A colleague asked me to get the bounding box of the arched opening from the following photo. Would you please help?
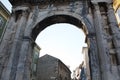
[35,23,87,77]
[1,1,120,80]
[31,15,88,40]
[31,14,90,80]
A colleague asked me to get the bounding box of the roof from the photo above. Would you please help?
[40,54,58,60]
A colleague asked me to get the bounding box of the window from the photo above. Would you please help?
[0,17,4,29]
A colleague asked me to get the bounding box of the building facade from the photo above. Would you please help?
[37,54,71,80]
[113,0,120,27]
[31,43,41,80]
[74,67,81,80]
[0,1,10,42]
[73,47,90,80]
[82,47,90,80]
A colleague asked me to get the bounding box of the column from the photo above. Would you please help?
[15,6,39,80]
[88,35,101,80]
[15,37,33,80]
[107,3,120,65]
[0,6,30,80]
[0,12,16,79]
[93,3,114,80]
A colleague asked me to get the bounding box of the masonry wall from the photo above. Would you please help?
[37,55,58,80]
[36,55,71,80]
[58,61,71,80]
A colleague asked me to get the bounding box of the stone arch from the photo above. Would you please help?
[29,11,99,80]
[0,3,99,80]
[31,13,91,40]
[1,0,120,80]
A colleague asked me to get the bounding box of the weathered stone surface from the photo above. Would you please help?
[37,54,71,80]
[0,0,120,80]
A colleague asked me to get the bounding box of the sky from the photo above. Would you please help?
[1,0,12,12]
[1,0,87,75]
[36,23,87,72]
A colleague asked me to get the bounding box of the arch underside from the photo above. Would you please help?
[32,14,89,40]
[30,0,94,40]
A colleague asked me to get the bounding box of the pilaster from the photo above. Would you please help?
[0,5,30,80]
[15,6,39,80]
[93,3,114,80]
[87,34,101,80]
[107,3,120,79]
[107,3,120,65]
[15,37,34,80]
[0,14,15,78]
